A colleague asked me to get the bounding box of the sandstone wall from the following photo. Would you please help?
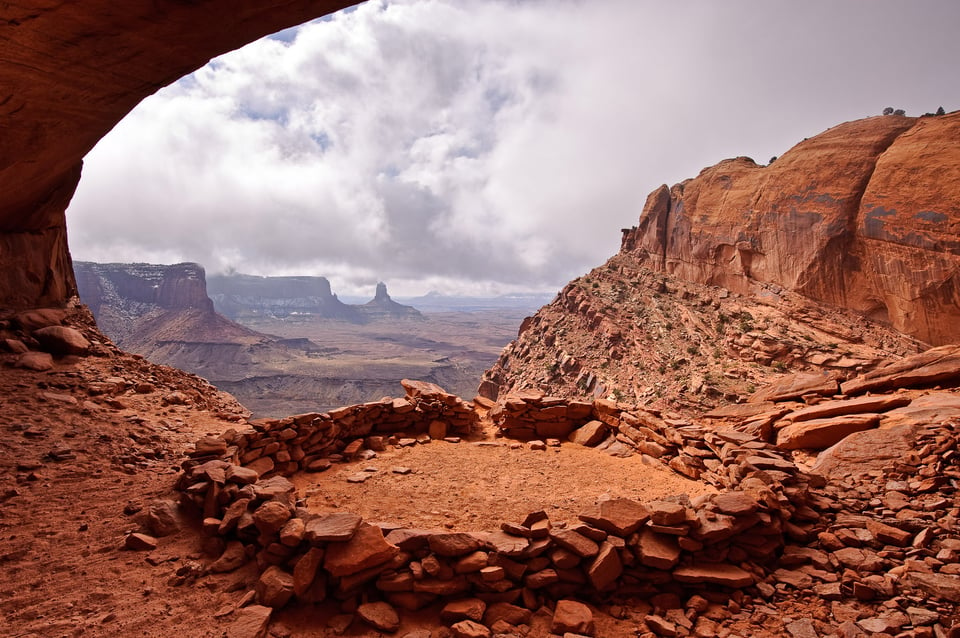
[621,113,960,346]
[0,1,356,310]
[177,384,819,619]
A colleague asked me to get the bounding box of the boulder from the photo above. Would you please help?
[673,563,754,588]
[578,498,649,536]
[568,420,607,446]
[256,565,294,608]
[32,325,89,355]
[14,352,54,371]
[781,394,911,423]
[357,601,400,633]
[811,423,917,478]
[841,344,960,395]
[225,605,272,638]
[551,599,595,636]
[324,523,399,577]
[749,372,839,403]
[776,413,880,450]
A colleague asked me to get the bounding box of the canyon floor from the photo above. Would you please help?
[193,309,531,420]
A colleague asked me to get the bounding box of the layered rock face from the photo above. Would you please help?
[621,112,960,346]
[0,0,356,310]
[207,273,360,321]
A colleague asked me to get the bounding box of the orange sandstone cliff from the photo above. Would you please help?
[621,113,960,346]
[0,1,356,310]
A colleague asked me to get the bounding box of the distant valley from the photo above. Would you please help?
[74,262,550,416]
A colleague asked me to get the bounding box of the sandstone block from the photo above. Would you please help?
[32,325,90,355]
[256,565,294,608]
[776,413,880,450]
[293,547,325,597]
[551,599,595,636]
[225,605,271,638]
[550,528,599,558]
[568,420,607,446]
[673,563,754,588]
[578,498,649,536]
[450,620,491,638]
[428,532,482,557]
[357,601,400,633]
[324,523,399,577]
[305,511,362,543]
[440,598,487,623]
[636,529,680,570]
[588,541,622,590]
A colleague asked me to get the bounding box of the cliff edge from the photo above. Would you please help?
[620,112,960,346]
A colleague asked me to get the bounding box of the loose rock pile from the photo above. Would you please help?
[176,380,831,636]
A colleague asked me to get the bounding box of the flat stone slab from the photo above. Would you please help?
[776,413,881,450]
[673,563,755,587]
[304,511,362,543]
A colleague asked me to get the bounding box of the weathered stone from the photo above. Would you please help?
[568,420,607,447]
[226,465,260,485]
[124,532,157,551]
[279,517,305,547]
[32,325,90,355]
[252,501,291,537]
[14,351,54,371]
[450,620,491,638]
[782,394,911,423]
[551,599,595,636]
[144,501,180,537]
[588,541,622,590]
[483,602,532,627]
[440,598,487,623]
[324,523,399,577]
[811,423,917,478]
[673,563,754,588]
[304,511,362,543]
[841,344,960,394]
[749,372,840,403]
[428,532,483,557]
[710,491,759,516]
[550,528,599,558]
[636,529,680,570]
[293,547,325,598]
[256,565,294,609]
[648,501,686,526]
[903,572,960,602]
[210,541,248,573]
[578,498,649,536]
[225,605,272,638]
[357,601,400,633]
[776,413,880,450]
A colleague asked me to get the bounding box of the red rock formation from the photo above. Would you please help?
[0,1,355,310]
[621,113,960,346]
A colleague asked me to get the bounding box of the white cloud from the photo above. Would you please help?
[67,0,960,296]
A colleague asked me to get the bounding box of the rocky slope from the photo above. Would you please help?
[483,112,959,410]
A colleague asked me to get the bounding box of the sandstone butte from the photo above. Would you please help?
[620,112,960,346]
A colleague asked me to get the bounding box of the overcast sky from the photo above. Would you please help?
[66,0,960,297]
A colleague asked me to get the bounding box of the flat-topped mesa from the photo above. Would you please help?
[75,261,214,317]
[620,113,960,346]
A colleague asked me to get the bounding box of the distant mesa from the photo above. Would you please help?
[207,273,422,323]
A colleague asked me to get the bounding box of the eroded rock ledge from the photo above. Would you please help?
[0,1,356,309]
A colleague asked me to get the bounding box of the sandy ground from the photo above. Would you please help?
[296,429,714,531]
